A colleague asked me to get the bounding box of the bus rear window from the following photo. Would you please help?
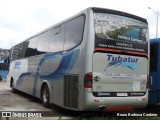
[94,13,148,44]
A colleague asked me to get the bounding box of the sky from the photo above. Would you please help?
[0,0,160,49]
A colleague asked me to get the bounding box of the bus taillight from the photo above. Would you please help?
[84,72,92,91]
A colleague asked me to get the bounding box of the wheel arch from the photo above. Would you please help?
[40,80,52,99]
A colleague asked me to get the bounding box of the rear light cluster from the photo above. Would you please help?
[84,72,92,92]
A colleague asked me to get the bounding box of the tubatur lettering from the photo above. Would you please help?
[107,54,138,63]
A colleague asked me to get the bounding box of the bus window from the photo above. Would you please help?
[150,43,158,71]
[37,31,50,54]
[94,13,148,54]
[94,13,148,44]
[48,24,65,52]
[25,38,38,57]
[11,42,29,60]
[20,41,29,58]
[64,15,85,50]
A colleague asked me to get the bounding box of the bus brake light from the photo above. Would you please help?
[84,72,92,91]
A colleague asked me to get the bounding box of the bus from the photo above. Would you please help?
[0,56,10,81]
[149,38,160,104]
[7,7,149,111]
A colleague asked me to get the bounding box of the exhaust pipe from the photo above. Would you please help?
[99,105,106,111]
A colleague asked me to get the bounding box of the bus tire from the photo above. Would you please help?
[11,79,16,93]
[41,84,50,108]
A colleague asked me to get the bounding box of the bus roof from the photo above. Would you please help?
[92,7,148,24]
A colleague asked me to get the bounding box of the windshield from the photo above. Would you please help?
[94,13,149,54]
[94,13,148,43]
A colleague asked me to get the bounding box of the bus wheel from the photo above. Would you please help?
[11,79,16,93]
[41,84,50,108]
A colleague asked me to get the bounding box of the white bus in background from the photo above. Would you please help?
[7,7,149,111]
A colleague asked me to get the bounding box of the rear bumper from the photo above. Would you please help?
[81,91,148,111]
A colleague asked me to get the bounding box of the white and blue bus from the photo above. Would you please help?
[7,7,149,111]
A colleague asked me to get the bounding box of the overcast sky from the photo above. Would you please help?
[0,0,159,49]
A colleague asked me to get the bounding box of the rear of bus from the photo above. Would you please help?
[84,8,149,111]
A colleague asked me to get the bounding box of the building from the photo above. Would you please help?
[0,48,10,60]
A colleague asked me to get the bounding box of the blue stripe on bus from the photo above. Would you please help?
[15,48,79,96]
[15,73,34,88]
[39,50,79,79]
[32,48,80,96]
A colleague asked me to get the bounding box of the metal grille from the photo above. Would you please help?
[64,75,78,109]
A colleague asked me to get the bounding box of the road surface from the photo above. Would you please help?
[0,81,53,111]
[0,81,73,119]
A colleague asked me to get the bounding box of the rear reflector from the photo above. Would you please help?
[138,98,145,101]
[84,72,92,91]
[105,106,134,112]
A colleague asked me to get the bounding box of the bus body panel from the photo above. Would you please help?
[9,59,28,93]
[77,8,95,110]
[149,39,160,104]
[93,53,147,92]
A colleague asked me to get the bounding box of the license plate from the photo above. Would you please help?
[117,93,128,96]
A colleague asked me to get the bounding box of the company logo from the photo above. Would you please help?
[98,92,111,96]
[94,76,100,82]
[104,54,138,71]
[14,61,21,70]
